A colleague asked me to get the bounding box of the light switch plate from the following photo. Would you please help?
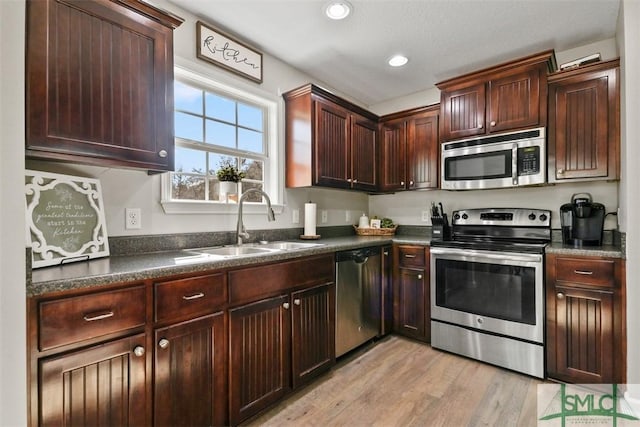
[292,209,300,224]
[321,210,328,223]
[422,211,430,222]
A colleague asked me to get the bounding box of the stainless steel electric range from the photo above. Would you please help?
[429,207,551,378]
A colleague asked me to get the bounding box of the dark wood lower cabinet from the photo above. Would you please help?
[229,295,292,425]
[546,254,625,383]
[291,283,335,388]
[39,334,148,427]
[154,312,226,427]
[392,245,430,342]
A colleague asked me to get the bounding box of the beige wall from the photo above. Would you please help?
[0,1,26,424]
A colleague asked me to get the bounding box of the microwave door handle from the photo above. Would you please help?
[512,144,518,186]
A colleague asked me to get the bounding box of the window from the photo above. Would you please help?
[162,67,280,214]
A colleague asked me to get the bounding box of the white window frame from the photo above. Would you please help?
[161,66,283,215]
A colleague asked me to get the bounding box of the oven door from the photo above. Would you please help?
[430,247,544,343]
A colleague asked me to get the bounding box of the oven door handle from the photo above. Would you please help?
[429,247,542,263]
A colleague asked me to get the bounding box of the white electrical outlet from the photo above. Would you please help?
[345,211,351,223]
[321,210,328,223]
[422,211,430,222]
[125,208,142,230]
[292,209,300,224]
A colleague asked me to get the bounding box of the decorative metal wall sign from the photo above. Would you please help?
[196,20,263,83]
[25,170,109,268]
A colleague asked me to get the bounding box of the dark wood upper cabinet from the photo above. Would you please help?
[546,254,626,384]
[437,50,556,141]
[548,59,620,182]
[284,84,379,191]
[380,106,440,191]
[26,0,183,172]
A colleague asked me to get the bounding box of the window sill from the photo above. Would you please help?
[160,200,285,215]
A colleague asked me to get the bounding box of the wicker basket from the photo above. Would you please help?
[353,225,397,236]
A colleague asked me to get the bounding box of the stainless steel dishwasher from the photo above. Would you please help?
[335,246,381,357]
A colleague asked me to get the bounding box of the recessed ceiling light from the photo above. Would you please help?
[325,1,352,20]
[388,55,409,67]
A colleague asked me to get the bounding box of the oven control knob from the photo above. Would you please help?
[539,214,548,221]
[454,213,460,220]
[462,213,468,220]
[477,317,483,324]
[528,213,536,221]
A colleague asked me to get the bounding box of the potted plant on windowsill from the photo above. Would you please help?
[216,159,245,202]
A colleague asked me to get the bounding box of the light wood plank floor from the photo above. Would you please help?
[245,335,543,427]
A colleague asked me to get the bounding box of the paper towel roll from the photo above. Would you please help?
[304,202,317,236]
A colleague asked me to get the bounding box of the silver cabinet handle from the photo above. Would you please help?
[182,292,205,300]
[133,346,145,357]
[158,150,168,158]
[557,292,565,299]
[404,254,416,258]
[83,311,114,322]
[158,338,169,349]
[490,121,496,127]
[383,251,389,256]
[574,270,594,275]
[283,302,290,309]
[400,181,405,186]
[294,298,301,306]
[417,274,423,279]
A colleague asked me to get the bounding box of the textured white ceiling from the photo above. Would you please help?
[166,0,620,106]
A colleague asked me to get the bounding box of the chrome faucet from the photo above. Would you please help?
[236,188,276,245]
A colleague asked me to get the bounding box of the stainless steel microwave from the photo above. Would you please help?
[440,127,546,190]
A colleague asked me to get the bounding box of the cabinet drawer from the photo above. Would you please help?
[39,286,146,351]
[555,257,617,288]
[155,273,227,322]
[398,246,425,268]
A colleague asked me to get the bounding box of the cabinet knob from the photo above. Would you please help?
[400,181,405,186]
[557,292,565,299]
[294,298,301,306]
[417,274,423,279]
[477,124,483,129]
[283,302,290,309]
[353,179,358,184]
[558,169,565,175]
[409,180,414,186]
[158,150,168,158]
[347,178,352,183]
[133,346,145,357]
[490,121,496,127]
[158,338,170,349]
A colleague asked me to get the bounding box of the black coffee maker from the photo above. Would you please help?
[560,193,605,247]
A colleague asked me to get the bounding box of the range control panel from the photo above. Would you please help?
[452,208,551,227]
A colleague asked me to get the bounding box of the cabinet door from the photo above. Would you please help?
[229,295,291,425]
[26,0,177,171]
[488,68,541,132]
[154,313,226,427]
[291,283,335,388]
[440,83,486,141]
[549,68,618,181]
[314,98,350,188]
[546,285,615,383]
[379,119,407,191]
[39,334,147,426]
[394,267,427,341]
[351,114,378,191]
[408,112,439,189]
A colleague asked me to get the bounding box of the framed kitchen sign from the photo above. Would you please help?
[25,170,110,268]
[196,20,263,83]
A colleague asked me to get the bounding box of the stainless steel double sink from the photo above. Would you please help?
[177,241,324,261]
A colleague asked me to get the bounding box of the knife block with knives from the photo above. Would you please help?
[430,202,451,241]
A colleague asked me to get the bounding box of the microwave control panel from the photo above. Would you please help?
[517,146,540,176]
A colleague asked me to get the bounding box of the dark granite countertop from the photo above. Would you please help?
[28,233,624,297]
[28,235,412,297]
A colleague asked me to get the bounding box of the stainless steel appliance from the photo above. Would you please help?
[560,193,605,247]
[335,247,381,357]
[430,208,551,378]
[441,127,546,190]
